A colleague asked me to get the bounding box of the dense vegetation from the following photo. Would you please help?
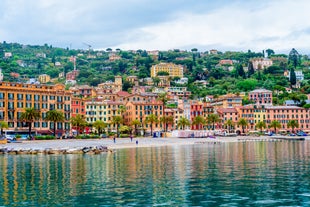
[1,42,310,105]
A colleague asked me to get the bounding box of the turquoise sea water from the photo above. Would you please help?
[1,141,310,206]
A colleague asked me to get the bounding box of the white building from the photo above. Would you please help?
[175,77,188,85]
[0,69,3,81]
[286,70,304,81]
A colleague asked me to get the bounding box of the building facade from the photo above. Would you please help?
[151,63,184,78]
[0,82,71,135]
[248,89,273,105]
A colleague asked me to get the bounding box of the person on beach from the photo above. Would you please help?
[130,135,133,142]
[136,140,138,145]
[113,136,116,143]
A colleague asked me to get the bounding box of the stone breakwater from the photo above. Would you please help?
[0,145,112,155]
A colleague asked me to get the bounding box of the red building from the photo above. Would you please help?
[190,101,203,130]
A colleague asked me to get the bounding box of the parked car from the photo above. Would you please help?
[100,134,107,138]
[296,132,307,136]
[289,133,296,136]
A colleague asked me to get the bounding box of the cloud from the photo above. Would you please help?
[114,0,310,53]
[0,0,310,53]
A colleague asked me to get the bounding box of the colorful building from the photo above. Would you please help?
[151,63,184,78]
[248,89,273,105]
[0,82,71,135]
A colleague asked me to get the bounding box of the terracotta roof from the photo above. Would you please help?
[217,108,238,113]
[117,91,130,97]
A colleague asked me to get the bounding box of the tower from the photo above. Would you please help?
[114,76,122,92]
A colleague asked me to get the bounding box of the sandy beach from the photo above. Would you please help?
[0,136,271,152]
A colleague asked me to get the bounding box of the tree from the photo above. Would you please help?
[177,117,190,130]
[111,116,123,137]
[145,114,158,136]
[288,48,300,68]
[70,115,87,136]
[256,121,266,133]
[224,119,234,132]
[157,92,169,131]
[266,49,275,57]
[157,71,169,76]
[237,118,248,134]
[131,119,141,136]
[0,121,8,135]
[45,110,65,137]
[236,64,246,79]
[289,67,297,86]
[192,116,206,130]
[160,115,174,132]
[269,120,281,134]
[152,77,160,86]
[287,120,299,133]
[207,114,220,130]
[248,61,255,77]
[19,108,41,138]
[93,120,107,135]
[117,105,126,121]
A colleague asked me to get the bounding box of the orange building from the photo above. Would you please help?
[0,82,71,135]
[240,105,310,132]
[125,101,163,133]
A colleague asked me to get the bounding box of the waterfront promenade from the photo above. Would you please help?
[0,136,307,154]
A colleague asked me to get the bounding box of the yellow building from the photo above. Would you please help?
[151,63,184,78]
[85,100,124,132]
[211,94,243,109]
[38,74,51,83]
[0,82,71,134]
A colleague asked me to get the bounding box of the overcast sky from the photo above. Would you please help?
[1,0,310,53]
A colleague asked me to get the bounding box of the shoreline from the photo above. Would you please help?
[0,136,307,155]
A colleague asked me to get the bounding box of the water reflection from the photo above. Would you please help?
[0,141,310,206]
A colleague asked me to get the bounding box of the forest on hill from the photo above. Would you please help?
[1,41,310,104]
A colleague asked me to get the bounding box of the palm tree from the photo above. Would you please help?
[192,116,206,130]
[20,107,41,138]
[117,105,126,120]
[207,114,221,130]
[70,114,87,136]
[160,115,174,132]
[131,119,141,136]
[269,120,281,134]
[93,120,107,135]
[224,119,234,133]
[287,120,299,133]
[157,92,169,132]
[145,114,158,136]
[256,121,266,133]
[45,110,65,137]
[0,121,8,136]
[111,116,123,137]
[177,117,190,130]
[238,118,248,134]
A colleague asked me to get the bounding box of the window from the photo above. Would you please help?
[34,95,40,101]
[42,122,48,128]
[0,93,4,99]
[17,102,23,108]
[26,94,32,101]
[8,93,14,100]
[8,102,14,110]
[17,94,23,100]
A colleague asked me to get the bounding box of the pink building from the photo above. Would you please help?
[190,101,203,130]
[249,89,273,105]
[265,106,310,132]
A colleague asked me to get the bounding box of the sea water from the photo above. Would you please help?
[0,141,310,206]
